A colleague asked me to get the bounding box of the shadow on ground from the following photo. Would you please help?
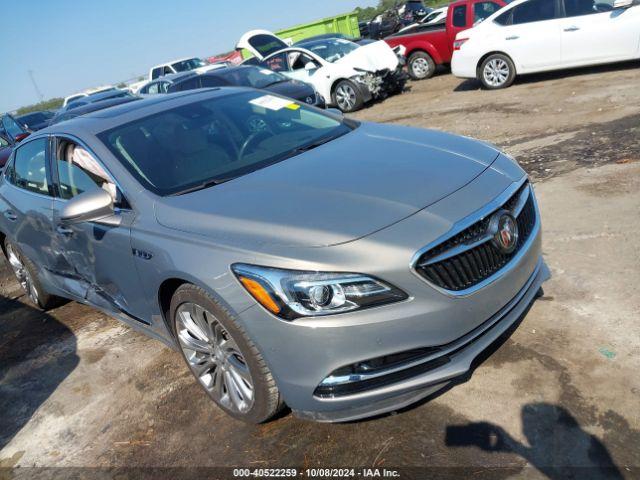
[0,295,79,449]
[446,403,623,479]
[453,60,640,92]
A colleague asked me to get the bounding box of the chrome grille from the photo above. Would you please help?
[415,182,537,292]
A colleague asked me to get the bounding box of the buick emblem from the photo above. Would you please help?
[305,96,314,104]
[489,210,519,254]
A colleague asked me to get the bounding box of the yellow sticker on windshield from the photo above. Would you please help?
[285,103,300,110]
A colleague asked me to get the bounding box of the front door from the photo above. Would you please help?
[560,0,639,65]
[49,136,150,321]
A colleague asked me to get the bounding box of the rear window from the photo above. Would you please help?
[97,91,352,196]
[452,5,468,27]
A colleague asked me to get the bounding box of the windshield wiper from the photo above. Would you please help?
[294,135,341,153]
[169,177,233,196]
[264,79,290,87]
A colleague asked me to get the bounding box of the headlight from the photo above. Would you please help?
[232,264,408,320]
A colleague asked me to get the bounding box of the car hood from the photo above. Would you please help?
[335,40,400,72]
[155,122,500,249]
[265,80,315,102]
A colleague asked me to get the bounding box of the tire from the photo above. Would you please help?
[3,238,59,310]
[479,53,516,90]
[169,283,283,423]
[332,80,364,113]
[408,51,436,80]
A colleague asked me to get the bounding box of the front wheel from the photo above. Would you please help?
[408,51,435,80]
[4,239,59,310]
[332,80,364,113]
[479,54,516,89]
[170,284,283,423]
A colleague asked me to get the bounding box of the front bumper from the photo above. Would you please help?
[298,257,549,422]
[353,66,408,101]
[236,175,548,422]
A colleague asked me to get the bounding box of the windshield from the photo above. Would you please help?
[17,112,53,125]
[303,39,359,63]
[98,91,353,196]
[217,67,288,89]
[172,58,207,72]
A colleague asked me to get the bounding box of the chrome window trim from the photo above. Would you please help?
[409,176,537,298]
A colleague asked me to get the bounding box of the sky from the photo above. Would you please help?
[1,0,378,112]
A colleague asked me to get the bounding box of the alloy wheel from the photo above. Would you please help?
[6,244,39,305]
[411,58,431,78]
[335,84,357,111]
[483,58,510,87]
[176,302,255,414]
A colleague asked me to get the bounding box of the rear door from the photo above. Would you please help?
[0,137,55,271]
[495,0,564,71]
[560,0,640,65]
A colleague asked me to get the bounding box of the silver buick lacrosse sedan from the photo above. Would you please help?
[0,88,548,422]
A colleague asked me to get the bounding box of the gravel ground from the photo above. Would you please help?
[1,61,639,479]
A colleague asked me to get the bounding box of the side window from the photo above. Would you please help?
[512,0,557,23]
[289,52,320,71]
[200,76,226,88]
[564,0,598,16]
[177,77,202,91]
[452,5,468,27]
[158,81,170,93]
[494,9,512,24]
[55,139,123,206]
[147,82,160,95]
[474,2,502,23]
[3,155,16,183]
[0,136,9,148]
[163,66,173,76]
[151,68,162,80]
[12,138,50,195]
[264,53,289,72]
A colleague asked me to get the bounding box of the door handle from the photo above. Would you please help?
[505,35,519,40]
[4,210,17,221]
[56,225,74,236]
[564,26,580,32]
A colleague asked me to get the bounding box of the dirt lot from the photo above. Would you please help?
[1,63,639,479]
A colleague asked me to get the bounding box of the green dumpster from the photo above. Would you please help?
[276,12,361,44]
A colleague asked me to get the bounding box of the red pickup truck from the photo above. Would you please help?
[385,0,507,80]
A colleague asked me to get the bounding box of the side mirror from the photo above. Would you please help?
[304,62,317,71]
[60,189,120,226]
[14,132,30,143]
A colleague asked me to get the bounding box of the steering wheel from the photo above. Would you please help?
[238,130,272,162]
[246,115,274,134]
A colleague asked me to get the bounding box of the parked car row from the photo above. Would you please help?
[383,0,640,87]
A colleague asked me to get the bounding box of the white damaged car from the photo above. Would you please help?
[237,30,407,112]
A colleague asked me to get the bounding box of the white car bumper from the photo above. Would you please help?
[451,51,479,79]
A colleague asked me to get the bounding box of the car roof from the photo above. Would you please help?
[50,97,140,125]
[153,71,199,83]
[152,57,200,68]
[39,88,249,136]
[294,33,351,45]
